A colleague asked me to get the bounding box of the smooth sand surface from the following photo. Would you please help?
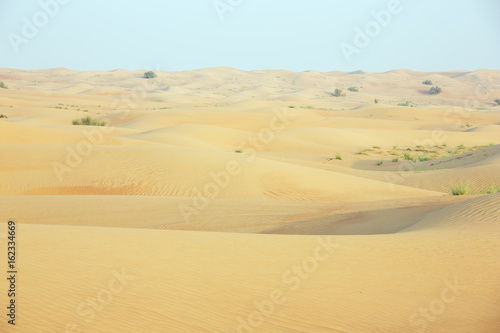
[0,68,499,332]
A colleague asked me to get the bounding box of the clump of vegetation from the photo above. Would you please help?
[494,99,500,105]
[397,101,412,107]
[422,80,433,85]
[234,148,243,153]
[0,81,8,89]
[144,71,157,79]
[429,86,442,95]
[333,88,345,97]
[418,155,431,162]
[392,157,399,162]
[374,98,379,104]
[347,86,359,92]
[335,153,343,160]
[0,114,8,119]
[451,183,471,196]
[288,105,296,108]
[457,143,466,150]
[357,148,370,155]
[403,152,414,161]
[72,116,106,126]
[377,160,384,165]
[485,185,500,194]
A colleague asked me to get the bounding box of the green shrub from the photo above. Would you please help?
[377,160,384,165]
[392,157,399,162]
[374,98,379,104]
[429,86,442,95]
[451,183,470,196]
[403,152,414,161]
[72,116,106,126]
[485,185,500,194]
[234,148,243,153]
[422,80,433,85]
[333,88,345,97]
[144,71,157,79]
[494,99,500,105]
[398,101,411,107]
[418,155,431,162]
[0,81,8,89]
[347,86,359,92]
[0,114,8,119]
[335,153,342,160]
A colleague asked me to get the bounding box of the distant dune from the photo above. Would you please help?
[0,68,499,332]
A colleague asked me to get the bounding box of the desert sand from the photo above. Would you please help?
[0,67,499,332]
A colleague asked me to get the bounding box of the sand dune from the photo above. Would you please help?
[0,68,499,332]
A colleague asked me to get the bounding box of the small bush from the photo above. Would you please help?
[144,71,157,79]
[234,148,243,153]
[429,86,442,95]
[347,86,359,92]
[457,143,466,150]
[0,81,8,89]
[418,155,431,162]
[374,98,379,104]
[377,160,384,165]
[335,153,342,160]
[403,152,414,161]
[451,183,470,196]
[392,157,399,162]
[422,80,433,85]
[72,116,106,126]
[288,105,296,108]
[398,101,411,107]
[485,185,500,194]
[0,114,8,119]
[494,99,500,105]
[333,88,345,97]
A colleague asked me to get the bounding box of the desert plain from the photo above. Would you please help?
[0,67,499,332]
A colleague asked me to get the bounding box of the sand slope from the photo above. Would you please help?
[0,68,499,332]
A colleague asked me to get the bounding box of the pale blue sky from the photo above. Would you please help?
[1,0,499,72]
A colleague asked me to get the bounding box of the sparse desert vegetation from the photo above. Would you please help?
[72,116,106,126]
[451,183,471,195]
[0,114,8,119]
[333,88,345,97]
[0,81,8,89]
[429,86,442,95]
[347,86,359,92]
[144,70,157,79]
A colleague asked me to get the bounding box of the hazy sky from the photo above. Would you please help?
[1,0,499,72]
